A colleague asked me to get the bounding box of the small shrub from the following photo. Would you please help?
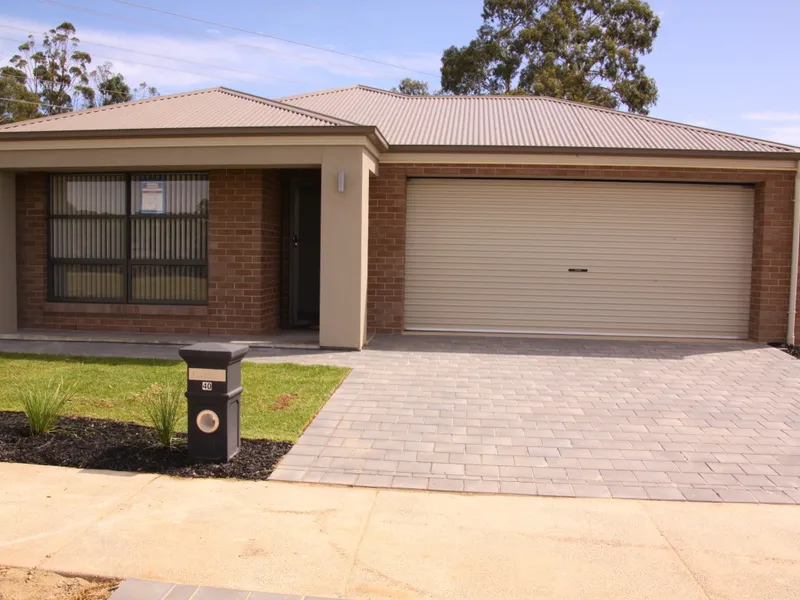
[20,378,74,435]
[138,382,184,447]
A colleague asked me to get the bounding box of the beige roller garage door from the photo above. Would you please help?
[405,179,754,339]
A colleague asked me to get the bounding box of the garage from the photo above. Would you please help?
[404,178,755,339]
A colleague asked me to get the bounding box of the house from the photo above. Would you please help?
[0,85,798,349]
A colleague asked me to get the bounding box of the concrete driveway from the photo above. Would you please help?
[266,335,800,503]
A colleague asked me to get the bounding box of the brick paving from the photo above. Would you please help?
[266,335,800,504]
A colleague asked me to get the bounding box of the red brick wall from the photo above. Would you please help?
[367,163,797,342]
[751,176,796,341]
[16,173,48,329]
[16,169,282,335]
[16,163,797,342]
[368,166,407,334]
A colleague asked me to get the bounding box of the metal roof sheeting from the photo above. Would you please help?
[0,87,353,132]
[280,85,799,153]
[1,84,796,154]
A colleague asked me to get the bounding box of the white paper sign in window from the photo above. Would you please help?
[140,180,165,214]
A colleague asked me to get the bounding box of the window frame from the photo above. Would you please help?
[47,171,209,306]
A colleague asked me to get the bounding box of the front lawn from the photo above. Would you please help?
[0,353,348,442]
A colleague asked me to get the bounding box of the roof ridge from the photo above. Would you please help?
[215,87,360,126]
[278,83,418,102]
[348,85,408,98]
[0,87,222,131]
[277,84,366,101]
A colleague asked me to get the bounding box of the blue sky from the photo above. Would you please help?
[2,0,800,145]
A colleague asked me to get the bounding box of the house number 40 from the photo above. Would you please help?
[201,381,213,391]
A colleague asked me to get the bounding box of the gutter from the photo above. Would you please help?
[0,125,390,152]
[788,160,800,345]
[386,145,800,161]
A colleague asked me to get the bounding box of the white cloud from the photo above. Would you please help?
[0,15,438,95]
[760,126,800,147]
[741,111,800,122]
[735,111,800,146]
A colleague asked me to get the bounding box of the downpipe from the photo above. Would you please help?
[787,160,800,346]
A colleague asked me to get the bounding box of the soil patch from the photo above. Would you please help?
[0,411,292,481]
[0,567,118,600]
[271,393,297,410]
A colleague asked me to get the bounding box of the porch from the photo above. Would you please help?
[0,135,381,350]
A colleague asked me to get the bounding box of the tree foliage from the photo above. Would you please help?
[2,22,159,122]
[91,62,160,107]
[9,22,93,115]
[91,62,132,107]
[133,82,160,102]
[392,78,431,96]
[440,0,660,114]
[0,67,40,124]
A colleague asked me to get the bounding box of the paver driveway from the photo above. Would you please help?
[266,335,800,503]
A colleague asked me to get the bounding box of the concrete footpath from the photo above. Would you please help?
[1,463,799,600]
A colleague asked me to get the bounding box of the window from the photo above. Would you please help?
[49,173,209,304]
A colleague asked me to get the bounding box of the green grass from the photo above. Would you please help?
[0,353,349,442]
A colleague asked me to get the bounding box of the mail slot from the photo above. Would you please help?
[178,342,249,462]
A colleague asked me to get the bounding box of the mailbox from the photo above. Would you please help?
[178,342,249,462]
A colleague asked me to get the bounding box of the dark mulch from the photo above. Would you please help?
[0,411,292,481]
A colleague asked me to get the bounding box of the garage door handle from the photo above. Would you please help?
[568,268,588,272]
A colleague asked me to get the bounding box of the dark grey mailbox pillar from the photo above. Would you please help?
[178,342,249,462]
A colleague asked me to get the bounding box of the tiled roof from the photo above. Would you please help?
[0,87,355,132]
[280,85,799,153]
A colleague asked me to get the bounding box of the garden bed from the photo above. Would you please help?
[782,345,800,359]
[0,353,349,442]
[0,411,292,481]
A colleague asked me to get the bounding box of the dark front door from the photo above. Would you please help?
[289,179,321,327]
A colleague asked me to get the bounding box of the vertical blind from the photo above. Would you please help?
[49,173,209,303]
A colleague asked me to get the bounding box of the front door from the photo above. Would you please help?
[289,178,321,328]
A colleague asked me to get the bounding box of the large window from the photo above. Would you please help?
[49,173,209,304]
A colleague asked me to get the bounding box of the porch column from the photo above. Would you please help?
[319,148,376,349]
[0,172,17,333]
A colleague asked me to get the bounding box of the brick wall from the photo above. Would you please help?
[751,176,796,341]
[16,163,797,341]
[16,173,48,329]
[368,166,407,334]
[367,163,797,342]
[16,169,283,335]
